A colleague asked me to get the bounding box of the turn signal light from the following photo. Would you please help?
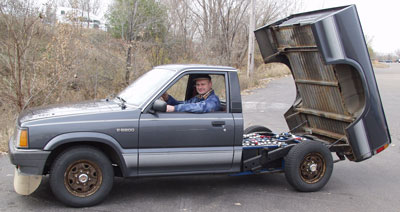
[18,129,28,148]
[376,144,389,154]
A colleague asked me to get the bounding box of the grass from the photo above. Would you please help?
[238,62,291,95]
[0,110,16,153]
[372,61,390,68]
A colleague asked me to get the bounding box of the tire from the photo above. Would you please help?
[244,125,272,134]
[49,146,114,207]
[284,141,333,192]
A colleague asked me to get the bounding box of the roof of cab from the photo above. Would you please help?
[154,64,237,73]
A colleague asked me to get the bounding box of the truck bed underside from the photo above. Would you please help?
[264,25,365,160]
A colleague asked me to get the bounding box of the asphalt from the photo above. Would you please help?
[0,64,399,211]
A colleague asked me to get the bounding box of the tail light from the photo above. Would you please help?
[375,144,389,154]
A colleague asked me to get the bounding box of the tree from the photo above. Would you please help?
[188,0,250,65]
[365,34,375,59]
[395,49,400,60]
[0,0,82,112]
[247,0,255,77]
[61,0,101,28]
[0,0,46,112]
[162,0,300,67]
[255,0,297,27]
[43,0,58,24]
[165,0,198,60]
[106,0,168,84]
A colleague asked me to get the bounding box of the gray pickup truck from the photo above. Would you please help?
[9,5,391,207]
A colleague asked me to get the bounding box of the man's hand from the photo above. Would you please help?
[161,92,169,101]
[166,105,175,112]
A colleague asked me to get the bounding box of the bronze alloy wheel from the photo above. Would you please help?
[284,141,333,191]
[64,160,103,197]
[299,152,326,184]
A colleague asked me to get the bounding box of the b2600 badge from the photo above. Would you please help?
[116,128,135,133]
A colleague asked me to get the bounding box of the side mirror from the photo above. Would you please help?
[152,99,167,112]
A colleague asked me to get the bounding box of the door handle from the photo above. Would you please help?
[212,121,225,127]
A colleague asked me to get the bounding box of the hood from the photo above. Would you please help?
[18,99,122,124]
[255,5,391,161]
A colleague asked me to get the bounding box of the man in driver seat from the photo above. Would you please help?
[162,74,221,113]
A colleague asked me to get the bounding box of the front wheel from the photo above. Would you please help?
[50,146,114,207]
[284,141,333,192]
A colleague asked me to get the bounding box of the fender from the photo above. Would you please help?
[44,132,130,176]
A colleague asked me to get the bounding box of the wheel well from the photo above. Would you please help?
[43,142,124,177]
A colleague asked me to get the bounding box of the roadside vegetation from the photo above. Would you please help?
[372,61,390,68]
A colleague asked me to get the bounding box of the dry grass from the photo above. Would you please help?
[372,61,390,69]
[239,63,291,95]
[0,108,17,152]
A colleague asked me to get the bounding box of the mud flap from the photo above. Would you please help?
[14,168,42,195]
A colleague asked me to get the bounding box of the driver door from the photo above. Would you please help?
[138,72,235,175]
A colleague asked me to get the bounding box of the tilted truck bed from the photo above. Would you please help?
[254,5,391,162]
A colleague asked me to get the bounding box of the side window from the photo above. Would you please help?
[166,75,189,101]
[211,75,226,103]
[164,73,228,112]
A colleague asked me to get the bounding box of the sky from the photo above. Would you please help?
[301,0,400,54]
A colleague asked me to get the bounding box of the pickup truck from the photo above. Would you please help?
[9,5,391,207]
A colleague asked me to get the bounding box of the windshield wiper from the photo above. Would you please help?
[116,96,127,109]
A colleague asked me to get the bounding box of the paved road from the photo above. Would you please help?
[0,64,399,211]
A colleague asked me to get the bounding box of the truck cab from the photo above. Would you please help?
[125,65,244,175]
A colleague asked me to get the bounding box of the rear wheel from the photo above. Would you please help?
[50,146,114,207]
[244,125,272,134]
[284,141,333,192]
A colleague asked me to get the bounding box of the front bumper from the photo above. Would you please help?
[9,137,50,175]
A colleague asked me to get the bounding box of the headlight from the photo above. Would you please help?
[15,128,29,148]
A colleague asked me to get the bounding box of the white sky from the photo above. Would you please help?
[301,0,400,54]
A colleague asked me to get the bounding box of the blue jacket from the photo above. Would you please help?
[166,90,221,113]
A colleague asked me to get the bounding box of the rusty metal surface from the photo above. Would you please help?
[295,108,354,123]
[303,127,347,141]
[294,79,338,87]
[271,25,357,144]
[306,116,349,137]
[287,52,337,82]
[297,83,346,114]
[273,25,316,48]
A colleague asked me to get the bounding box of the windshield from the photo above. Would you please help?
[118,68,176,106]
